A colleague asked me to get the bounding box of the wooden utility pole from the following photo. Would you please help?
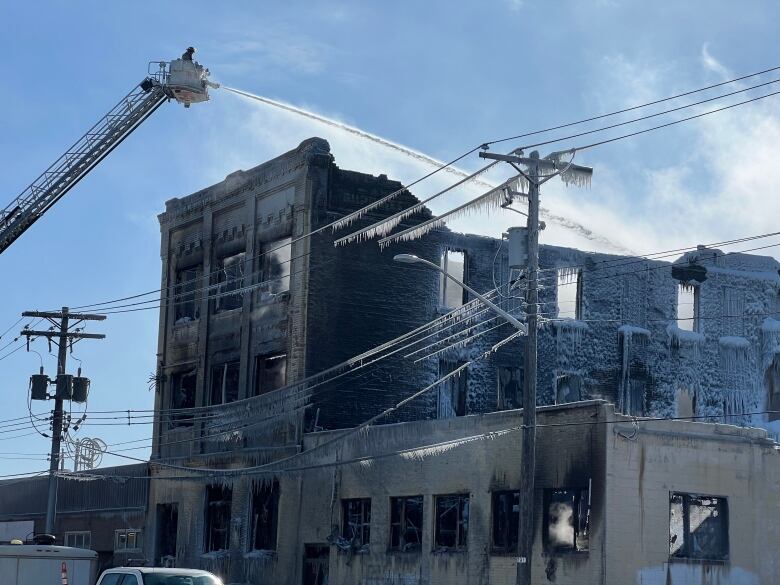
[21,307,105,535]
[480,149,591,585]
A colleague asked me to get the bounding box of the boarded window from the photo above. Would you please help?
[434,494,469,550]
[557,268,582,320]
[677,284,699,332]
[390,496,423,552]
[174,267,201,323]
[205,485,232,552]
[492,491,519,554]
[342,498,371,550]
[209,361,240,406]
[438,360,467,418]
[264,237,292,295]
[250,481,279,551]
[555,374,582,404]
[114,529,142,551]
[440,249,466,309]
[254,354,287,396]
[170,371,196,427]
[670,492,728,561]
[544,487,590,552]
[497,366,523,410]
[215,252,245,312]
[64,531,91,549]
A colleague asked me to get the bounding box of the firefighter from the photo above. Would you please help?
[182,46,196,61]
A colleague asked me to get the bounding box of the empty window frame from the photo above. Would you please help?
[114,529,142,551]
[437,360,467,418]
[209,361,240,406]
[64,531,91,549]
[174,266,201,323]
[555,373,583,404]
[254,354,287,396]
[205,485,232,552]
[723,287,745,336]
[557,268,582,320]
[766,355,780,422]
[492,491,519,554]
[342,498,371,550]
[544,487,590,552]
[677,284,700,332]
[669,492,728,561]
[434,494,469,550]
[264,237,292,295]
[497,366,523,410]
[250,480,279,551]
[439,249,466,309]
[214,252,245,313]
[170,371,196,427]
[390,496,423,552]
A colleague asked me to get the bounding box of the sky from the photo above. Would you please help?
[1,0,779,476]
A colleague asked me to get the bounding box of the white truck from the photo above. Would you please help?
[0,543,98,585]
[96,567,223,585]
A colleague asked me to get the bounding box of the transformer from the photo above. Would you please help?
[56,374,73,400]
[507,226,529,269]
[72,376,90,403]
[30,374,49,401]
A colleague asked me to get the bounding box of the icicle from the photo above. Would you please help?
[378,175,523,249]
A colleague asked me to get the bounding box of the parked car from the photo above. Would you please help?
[96,567,223,585]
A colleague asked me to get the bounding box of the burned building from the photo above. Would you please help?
[143,138,780,582]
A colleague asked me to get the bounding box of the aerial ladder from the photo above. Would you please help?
[0,50,219,255]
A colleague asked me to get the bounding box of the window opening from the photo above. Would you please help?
[250,481,279,551]
[492,491,519,554]
[766,354,780,422]
[390,496,423,552]
[342,498,371,551]
[205,484,232,552]
[114,529,142,551]
[174,266,200,323]
[555,374,582,404]
[434,494,469,550]
[303,544,330,585]
[254,354,287,396]
[544,486,590,552]
[440,250,466,309]
[209,361,240,406]
[155,503,178,566]
[215,252,245,313]
[64,531,91,549]
[497,366,523,410]
[677,284,699,332]
[170,371,196,427]
[723,287,744,336]
[264,237,291,295]
[557,268,582,320]
[437,360,467,418]
[669,492,728,561]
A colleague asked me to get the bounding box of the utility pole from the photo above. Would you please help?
[21,307,106,535]
[480,149,592,585]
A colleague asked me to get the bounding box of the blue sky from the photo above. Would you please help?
[1,1,779,475]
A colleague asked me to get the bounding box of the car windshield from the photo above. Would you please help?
[142,574,222,585]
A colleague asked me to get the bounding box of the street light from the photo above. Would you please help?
[393,254,526,334]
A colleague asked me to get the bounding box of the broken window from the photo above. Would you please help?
[556,268,582,320]
[437,360,467,418]
[64,531,91,549]
[544,487,590,552]
[250,480,279,551]
[677,284,699,332]
[342,498,371,550]
[434,494,469,550]
[170,371,196,427]
[390,496,423,552]
[209,361,240,406]
[497,366,523,410]
[174,266,201,323]
[264,237,292,295]
[723,287,744,336]
[254,354,287,396]
[492,491,519,554]
[303,544,329,585]
[766,354,780,422]
[555,373,582,404]
[114,528,143,551]
[669,492,728,561]
[440,249,466,309]
[205,485,232,552]
[214,252,245,313]
[155,503,178,566]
